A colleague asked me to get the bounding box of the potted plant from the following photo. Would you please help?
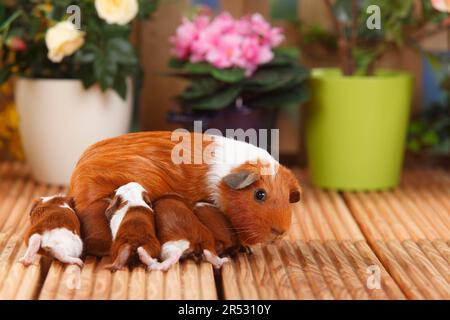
[302,0,448,190]
[407,2,450,166]
[407,73,449,165]
[0,0,158,184]
[166,12,309,142]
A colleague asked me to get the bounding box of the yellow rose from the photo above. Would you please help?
[45,21,85,63]
[95,0,139,25]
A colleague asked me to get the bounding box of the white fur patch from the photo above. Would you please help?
[161,240,190,260]
[40,195,58,203]
[194,202,215,208]
[59,202,75,212]
[206,135,279,206]
[115,182,151,209]
[109,182,152,240]
[110,206,128,240]
[41,228,83,258]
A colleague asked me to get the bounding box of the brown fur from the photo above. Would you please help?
[69,131,301,256]
[192,204,240,256]
[105,195,160,271]
[153,194,217,259]
[25,196,80,255]
[217,162,301,245]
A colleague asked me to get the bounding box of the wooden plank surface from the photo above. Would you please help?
[343,169,450,300]
[0,162,448,300]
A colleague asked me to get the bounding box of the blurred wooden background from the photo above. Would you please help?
[137,0,449,157]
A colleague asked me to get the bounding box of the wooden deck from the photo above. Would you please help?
[0,162,448,300]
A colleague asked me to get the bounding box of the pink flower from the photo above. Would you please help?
[6,36,26,52]
[268,27,285,47]
[170,11,285,76]
[170,17,197,59]
[206,33,243,68]
[171,15,210,59]
[247,13,284,47]
[237,36,273,76]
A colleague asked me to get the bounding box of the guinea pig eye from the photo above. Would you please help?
[254,189,267,202]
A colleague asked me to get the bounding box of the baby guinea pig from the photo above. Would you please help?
[104,182,161,271]
[19,195,83,267]
[192,202,241,257]
[153,194,229,271]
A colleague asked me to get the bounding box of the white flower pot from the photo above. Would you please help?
[15,78,133,185]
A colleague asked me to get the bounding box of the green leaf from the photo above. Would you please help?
[74,51,96,63]
[139,0,159,19]
[183,62,215,74]
[179,78,222,100]
[273,47,300,60]
[0,10,22,32]
[211,68,245,83]
[185,85,242,110]
[0,67,11,84]
[81,72,96,89]
[421,130,439,146]
[270,0,298,22]
[107,38,138,65]
[94,56,117,90]
[249,86,310,109]
[408,121,426,135]
[407,139,421,152]
[245,65,308,93]
[353,48,378,75]
[168,58,186,69]
[113,76,127,100]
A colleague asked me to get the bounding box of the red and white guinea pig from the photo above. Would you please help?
[20,195,83,267]
[192,202,241,257]
[153,194,228,270]
[104,182,160,271]
[70,131,302,257]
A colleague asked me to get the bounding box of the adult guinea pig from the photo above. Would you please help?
[192,202,241,256]
[20,195,83,267]
[70,131,301,256]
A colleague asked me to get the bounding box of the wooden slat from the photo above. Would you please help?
[128,266,146,300]
[353,241,405,299]
[343,169,449,300]
[324,241,373,300]
[72,257,97,300]
[0,162,448,300]
[246,245,278,299]
[294,241,334,299]
[278,241,315,299]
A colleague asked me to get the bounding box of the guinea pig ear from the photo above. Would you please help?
[142,191,152,208]
[66,197,76,209]
[289,190,301,203]
[223,170,260,190]
[105,195,123,220]
[28,199,40,216]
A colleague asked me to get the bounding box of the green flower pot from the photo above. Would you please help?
[306,69,413,190]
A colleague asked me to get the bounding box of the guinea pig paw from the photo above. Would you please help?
[213,257,230,269]
[104,263,122,272]
[144,258,162,271]
[156,255,182,272]
[18,256,34,267]
[146,262,162,272]
[71,258,84,268]
[203,250,228,269]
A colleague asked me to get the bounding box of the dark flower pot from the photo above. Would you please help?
[167,103,279,140]
[167,103,279,151]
